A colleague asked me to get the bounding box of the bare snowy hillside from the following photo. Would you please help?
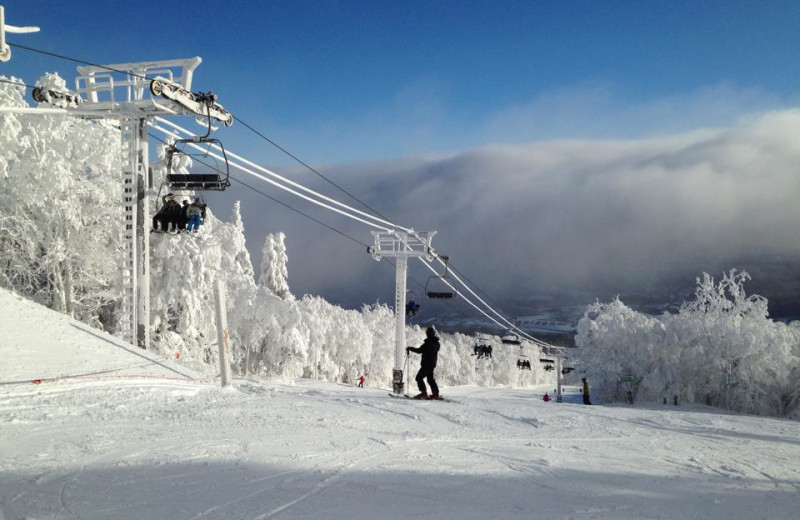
[1,288,798,520]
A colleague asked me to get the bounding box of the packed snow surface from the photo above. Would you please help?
[1,288,798,520]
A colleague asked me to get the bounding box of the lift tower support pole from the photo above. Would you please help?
[369,230,436,394]
[119,118,150,349]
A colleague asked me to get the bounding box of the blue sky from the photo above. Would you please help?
[4,0,799,164]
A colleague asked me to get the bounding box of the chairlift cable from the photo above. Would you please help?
[8,42,152,81]
[148,131,369,248]
[155,118,407,232]
[150,123,395,232]
[0,77,36,89]
[233,115,395,224]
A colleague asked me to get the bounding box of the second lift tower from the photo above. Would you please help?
[369,230,436,395]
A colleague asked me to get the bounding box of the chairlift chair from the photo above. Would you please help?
[425,255,456,299]
[165,92,231,192]
[501,333,521,345]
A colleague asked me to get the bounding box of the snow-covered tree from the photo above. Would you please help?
[258,232,291,300]
[0,75,122,329]
[149,201,257,373]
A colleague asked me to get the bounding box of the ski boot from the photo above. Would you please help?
[428,394,442,400]
[412,392,429,400]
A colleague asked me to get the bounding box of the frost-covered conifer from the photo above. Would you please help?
[258,232,292,300]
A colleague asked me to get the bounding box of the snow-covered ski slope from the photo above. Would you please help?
[1,288,798,520]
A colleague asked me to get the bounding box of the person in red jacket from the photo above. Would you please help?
[542,392,551,402]
[358,375,365,388]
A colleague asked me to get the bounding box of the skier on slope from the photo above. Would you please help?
[358,375,365,388]
[406,326,440,400]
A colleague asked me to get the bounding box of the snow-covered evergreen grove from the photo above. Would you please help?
[575,270,800,418]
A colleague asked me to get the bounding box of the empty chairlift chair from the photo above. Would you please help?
[161,91,231,192]
[425,255,456,299]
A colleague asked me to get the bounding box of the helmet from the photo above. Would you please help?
[425,326,436,338]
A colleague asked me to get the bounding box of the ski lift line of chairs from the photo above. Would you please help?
[158,90,232,192]
[425,255,456,299]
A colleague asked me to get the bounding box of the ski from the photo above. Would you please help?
[387,393,452,402]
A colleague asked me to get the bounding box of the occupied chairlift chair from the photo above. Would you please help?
[425,255,457,299]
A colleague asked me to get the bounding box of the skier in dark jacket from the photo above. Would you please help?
[406,326,440,400]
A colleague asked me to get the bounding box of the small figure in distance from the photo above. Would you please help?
[582,377,591,405]
[358,375,365,388]
[406,326,441,400]
[542,392,551,402]
[186,198,204,233]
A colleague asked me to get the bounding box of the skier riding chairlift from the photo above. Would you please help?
[405,290,420,318]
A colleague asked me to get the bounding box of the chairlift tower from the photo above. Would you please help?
[70,57,230,349]
[369,230,436,394]
[1,9,231,350]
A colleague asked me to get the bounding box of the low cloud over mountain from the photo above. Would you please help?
[229,109,800,317]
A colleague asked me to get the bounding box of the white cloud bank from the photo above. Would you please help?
[230,109,800,312]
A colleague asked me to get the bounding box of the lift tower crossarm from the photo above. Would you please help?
[369,230,436,395]
[73,57,231,126]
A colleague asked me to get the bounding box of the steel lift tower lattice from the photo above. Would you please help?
[369,230,437,394]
